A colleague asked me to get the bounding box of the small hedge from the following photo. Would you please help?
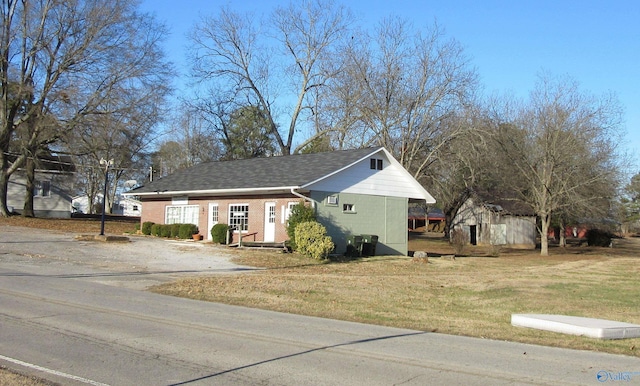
[179,223,198,239]
[150,223,162,236]
[142,221,154,235]
[160,225,171,237]
[170,224,181,238]
[211,223,230,244]
[146,223,198,239]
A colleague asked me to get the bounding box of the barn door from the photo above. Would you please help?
[470,225,477,245]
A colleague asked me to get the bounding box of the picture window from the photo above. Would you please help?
[229,204,249,231]
[165,205,199,225]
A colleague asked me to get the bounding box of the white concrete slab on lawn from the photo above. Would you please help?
[511,314,640,339]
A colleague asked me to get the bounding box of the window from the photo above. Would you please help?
[229,204,249,231]
[343,203,355,213]
[326,195,338,205]
[34,180,51,197]
[132,205,139,211]
[283,201,298,223]
[267,204,276,224]
[370,158,383,170]
[165,205,199,225]
[211,204,219,224]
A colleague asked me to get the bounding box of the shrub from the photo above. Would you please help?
[286,201,316,250]
[142,221,154,235]
[160,224,172,238]
[150,223,161,236]
[179,223,198,239]
[295,221,334,260]
[450,228,467,255]
[211,223,230,244]
[170,224,181,238]
[586,229,614,247]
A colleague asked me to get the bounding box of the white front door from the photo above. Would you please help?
[264,202,276,242]
[207,203,219,240]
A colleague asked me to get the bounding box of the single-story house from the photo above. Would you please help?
[125,147,435,255]
[7,154,76,218]
[72,194,142,217]
[452,194,536,249]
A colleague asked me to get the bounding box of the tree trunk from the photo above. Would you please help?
[0,168,10,217]
[558,219,566,248]
[539,214,551,256]
[22,157,36,217]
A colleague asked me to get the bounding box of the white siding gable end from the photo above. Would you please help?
[303,148,435,203]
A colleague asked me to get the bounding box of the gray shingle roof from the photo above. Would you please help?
[130,147,383,195]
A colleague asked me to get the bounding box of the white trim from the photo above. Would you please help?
[264,202,276,242]
[228,203,249,232]
[124,186,300,197]
[207,203,219,241]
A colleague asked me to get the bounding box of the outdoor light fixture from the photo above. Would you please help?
[100,158,114,236]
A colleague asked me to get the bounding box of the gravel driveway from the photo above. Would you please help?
[0,225,255,289]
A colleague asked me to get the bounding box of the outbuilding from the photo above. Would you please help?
[452,194,536,249]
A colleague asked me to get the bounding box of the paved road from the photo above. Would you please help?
[1,226,639,385]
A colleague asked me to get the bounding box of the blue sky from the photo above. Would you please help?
[140,0,639,170]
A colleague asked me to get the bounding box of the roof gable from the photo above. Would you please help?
[305,148,435,202]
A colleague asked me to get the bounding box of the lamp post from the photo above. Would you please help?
[99,158,114,236]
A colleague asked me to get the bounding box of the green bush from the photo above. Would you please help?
[160,224,171,238]
[179,223,198,239]
[211,223,230,244]
[286,201,316,250]
[150,223,161,236]
[295,221,334,260]
[170,224,181,238]
[142,221,154,235]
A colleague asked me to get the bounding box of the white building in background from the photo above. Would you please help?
[7,154,76,219]
[72,194,142,217]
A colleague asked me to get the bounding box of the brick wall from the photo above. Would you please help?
[139,194,304,242]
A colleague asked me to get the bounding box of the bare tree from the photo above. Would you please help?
[0,0,171,217]
[189,0,351,155]
[490,74,624,256]
[319,17,479,184]
[425,112,494,238]
[619,173,640,233]
[151,105,223,178]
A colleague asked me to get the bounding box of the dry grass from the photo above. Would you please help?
[0,215,138,235]
[152,233,640,357]
[0,367,56,386]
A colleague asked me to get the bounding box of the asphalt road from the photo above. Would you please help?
[1,226,639,385]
